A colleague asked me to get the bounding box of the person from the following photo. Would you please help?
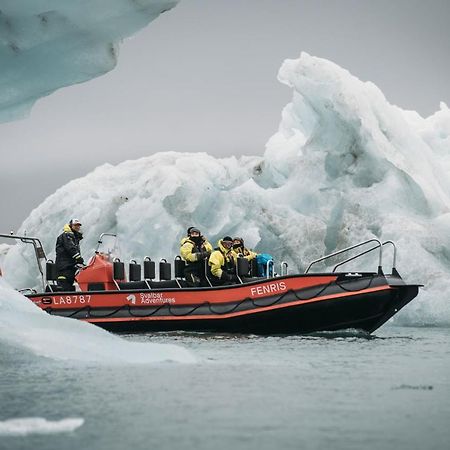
[208,236,237,285]
[55,219,84,291]
[180,227,213,286]
[231,237,257,262]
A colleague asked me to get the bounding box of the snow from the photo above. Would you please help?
[2,53,450,328]
[0,0,178,122]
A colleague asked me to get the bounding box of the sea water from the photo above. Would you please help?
[1,326,449,450]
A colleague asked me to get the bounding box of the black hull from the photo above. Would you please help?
[93,284,419,335]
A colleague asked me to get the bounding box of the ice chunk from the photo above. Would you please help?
[0,279,195,363]
[0,0,179,122]
[0,417,84,436]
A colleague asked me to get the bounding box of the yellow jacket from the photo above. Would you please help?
[231,246,257,263]
[180,237,213,263]
[208,240,235,279]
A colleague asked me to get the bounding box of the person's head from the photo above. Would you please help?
[187,227,202,243]
[69,219,82,232]
[221,236,233,250]
[233,237,244,249]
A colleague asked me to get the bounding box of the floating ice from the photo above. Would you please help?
[0,279,195,363]
[0,0,178,122]
[0,417,84,436]
[3,53,450,327]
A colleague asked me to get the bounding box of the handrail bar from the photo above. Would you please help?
[305,239,383,274]
[0,233,47,290]
[95,233,117,253]
[332,240,397,273]
[266,260,274,279]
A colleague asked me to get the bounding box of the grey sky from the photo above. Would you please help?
[0,0,449,233]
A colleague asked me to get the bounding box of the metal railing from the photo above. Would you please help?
[332,240,397,274]
[305,239,385,274]
[0,232,48,290]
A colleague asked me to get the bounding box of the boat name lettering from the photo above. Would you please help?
[139,293,175,304]
[53,295,91,305]
[250,281,287,297]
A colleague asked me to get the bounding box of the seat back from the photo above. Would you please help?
[143,257,155,280]
[129,260,141,281]
[174,256,185,278]
[159,259,171,281]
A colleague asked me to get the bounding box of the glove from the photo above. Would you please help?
[197,251,210,260]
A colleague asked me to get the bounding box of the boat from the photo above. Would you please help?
[0,232,421,334]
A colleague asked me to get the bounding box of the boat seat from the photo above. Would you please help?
[117,281,149,290]
[116,280,189,290]
[148,279,188,289]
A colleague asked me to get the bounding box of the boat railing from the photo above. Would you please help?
[0,232,48,291]
[332,240,398,275]
[95,233,117,253]
[304,239,385,275]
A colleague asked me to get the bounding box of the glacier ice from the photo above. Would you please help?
[0,0,178,122]
[2,53,450,327]
[0,278,195,363]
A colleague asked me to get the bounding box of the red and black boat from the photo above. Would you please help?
[1,232,421,335]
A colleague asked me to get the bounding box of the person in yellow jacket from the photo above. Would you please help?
[231,237,257,262]
[208,236,237,285]
[180,227,213,286]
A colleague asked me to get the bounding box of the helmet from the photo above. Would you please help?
[187,227,201,235]
[69,219,82,226]
[221,236,233,249]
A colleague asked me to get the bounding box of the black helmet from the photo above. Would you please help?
[221,236,233,249]
[187,227,201,236]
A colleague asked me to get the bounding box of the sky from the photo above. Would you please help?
[0,0,449,233]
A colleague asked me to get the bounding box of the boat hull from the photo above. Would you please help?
[26,273,420,335]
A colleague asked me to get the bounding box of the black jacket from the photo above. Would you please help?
[55,224,83,272]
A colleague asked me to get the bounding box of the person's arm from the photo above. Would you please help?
[245,249,257,261]
[62,233,83,263]
[209,251,224,278]
[180,242,202,262]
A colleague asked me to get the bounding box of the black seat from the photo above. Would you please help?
[117,281,149,290]
[149,280,187,289]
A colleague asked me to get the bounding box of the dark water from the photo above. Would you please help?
[1,326,449,450]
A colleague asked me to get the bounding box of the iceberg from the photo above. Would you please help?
[3,53,450,327]
[0,0,178,122]
[0,278,195,363]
